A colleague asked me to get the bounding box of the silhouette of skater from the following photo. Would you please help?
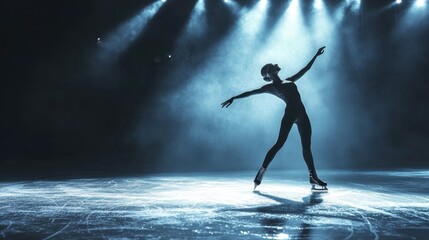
[221,46,328,191]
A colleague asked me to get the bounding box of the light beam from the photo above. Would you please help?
[157,0,272,168]
[97,1,165,64]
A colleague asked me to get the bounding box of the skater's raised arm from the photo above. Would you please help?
[221,86,267,108]
[286,46,325,82]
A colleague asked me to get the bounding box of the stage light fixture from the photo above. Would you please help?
[396,0,402,4]
[416,0,426,7]
[314,0,323,10]
[353,0,361,11]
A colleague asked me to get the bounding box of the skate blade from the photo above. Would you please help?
[311,185,328,193]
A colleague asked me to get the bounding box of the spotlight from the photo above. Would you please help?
[344,0,361,12]
[352,0,361,11]
[224,0,229,3]
[396,0,402,4]
[416,0,426,7]
[161,0,166,2]
[97,37,104,47]
[314,0,323,10]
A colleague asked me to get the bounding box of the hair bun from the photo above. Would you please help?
[261,63,274,82]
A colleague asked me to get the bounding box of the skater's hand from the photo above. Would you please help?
[221,98,234,108]
[316,46,325,56]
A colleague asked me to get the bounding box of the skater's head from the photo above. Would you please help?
[261,63,281,82]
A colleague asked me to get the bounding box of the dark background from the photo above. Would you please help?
[1,0,428,179]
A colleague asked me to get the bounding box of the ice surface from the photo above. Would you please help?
[0,170,428,239]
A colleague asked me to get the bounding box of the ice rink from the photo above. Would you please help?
[0,170,428,239]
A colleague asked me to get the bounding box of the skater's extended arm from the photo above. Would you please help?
[221,87,267,108]
[286,46,325,82]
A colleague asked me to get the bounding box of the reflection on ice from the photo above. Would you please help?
[0,170,428,239]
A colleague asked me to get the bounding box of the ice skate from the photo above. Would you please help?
[253,167,266,190]
[309,171,328,192]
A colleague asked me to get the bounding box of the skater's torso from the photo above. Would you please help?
[263,81,304,109]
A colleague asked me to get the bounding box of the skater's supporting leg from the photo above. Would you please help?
[296,114,315,171]
[309,169,327,187]
[297,114,327,189]
[261,113,294,169]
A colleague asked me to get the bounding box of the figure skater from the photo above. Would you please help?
[221,46,328,192]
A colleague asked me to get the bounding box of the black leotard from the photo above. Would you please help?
[263,81,302,105]
[260,81,316,171]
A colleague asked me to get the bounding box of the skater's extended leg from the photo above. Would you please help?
[254,112,294,190]
[253,166,266,190]
[261,114,294,169]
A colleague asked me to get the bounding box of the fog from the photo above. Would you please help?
[2,0,428,178]
[131,0,429,173]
